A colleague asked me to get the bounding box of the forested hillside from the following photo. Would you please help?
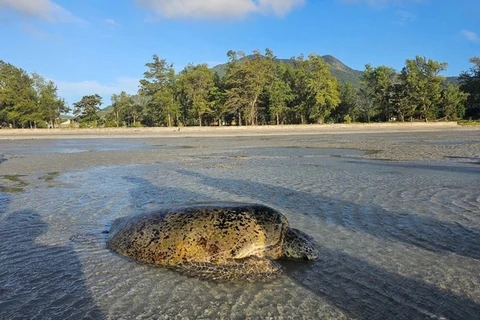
[212,54,363,87]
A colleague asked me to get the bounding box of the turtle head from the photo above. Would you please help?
[282,228,319,260]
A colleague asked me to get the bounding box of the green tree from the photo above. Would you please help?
[440,83,469,120]
[139,54,179,127]
[224,49,275,125]
[290,54,340,124]
[459,57,480,119]
[400,56,447,121]
[0,61,37,128]
[267,63,294,125]
[209,72,227,126]
[359,64,397,121]
[357,86,376,122]
[129,94,150,127]
[333,82,358,123]
[110,91,132,127]
[178,64,215,126]
[305,54,341,123]
[224,50,248,125]
[73,94,103,126]
[391,83,415,121]
[32,73,69,128]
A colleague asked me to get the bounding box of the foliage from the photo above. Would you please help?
[211,54,363,87]
[0,61,37,128]
[304,54,341,123]
[0,52,476,129]
[224,49,275,125]
[440,83,468,120]
[178,64,215,126]
[267,63,294,125]
[109,91,132,127]
[390,83,415,121]
[333,82,358,123]
[400,56,447,121]
[0,61,68,128]
[289,54,341,124]
[361,64,397,121]
[73,94,103,125]
[32,73,69,127]
[139,54,179,127]
[459,57,480,119]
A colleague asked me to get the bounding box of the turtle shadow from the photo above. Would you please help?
[175,169,480,319]
[0,208,106,319]
[280,248,480,319]
[346,159,480,175]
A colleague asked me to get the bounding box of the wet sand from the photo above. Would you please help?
[0,123,478,176]
[1,122,480,319]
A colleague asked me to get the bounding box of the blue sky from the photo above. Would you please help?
[1,0,479,107]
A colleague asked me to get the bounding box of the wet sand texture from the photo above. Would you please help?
[0,124,479,319]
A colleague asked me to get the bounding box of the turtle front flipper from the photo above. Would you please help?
[175,257,282,282]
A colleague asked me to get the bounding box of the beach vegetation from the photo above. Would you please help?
[1,52,479,129]
[459,57,480,120]
[73,94,103,127]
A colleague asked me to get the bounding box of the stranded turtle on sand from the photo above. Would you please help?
[106,202,318,282]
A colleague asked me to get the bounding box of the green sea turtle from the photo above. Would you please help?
[106,202,318,282]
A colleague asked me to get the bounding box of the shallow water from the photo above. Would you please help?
[0,133,479,319]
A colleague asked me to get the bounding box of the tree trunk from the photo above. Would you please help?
[250,96,258,125]
[276,113,279,125]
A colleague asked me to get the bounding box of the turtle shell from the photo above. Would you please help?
[106,202,290,267]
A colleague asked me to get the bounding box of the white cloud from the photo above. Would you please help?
[105,18,120,28]
[135,0,305,19]
[461,29,479,43]
[54,77,140,105]
[0,0,85,24]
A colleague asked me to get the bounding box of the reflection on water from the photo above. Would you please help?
[0,138,479,319]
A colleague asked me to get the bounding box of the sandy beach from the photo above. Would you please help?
[0,121,470,139]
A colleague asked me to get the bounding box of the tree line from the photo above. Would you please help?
[1,51,479,128]
[0,61,68,128]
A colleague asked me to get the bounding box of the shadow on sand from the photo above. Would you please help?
[346,159,480,175]
[0,198,106,320]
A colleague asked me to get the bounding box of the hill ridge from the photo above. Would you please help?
[211,54,364,87]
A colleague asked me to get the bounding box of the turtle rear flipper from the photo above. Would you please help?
[175,257,282,282]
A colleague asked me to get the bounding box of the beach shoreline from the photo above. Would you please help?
[0,122,475,140]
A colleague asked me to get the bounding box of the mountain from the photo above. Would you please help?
[445,76,460,85]
[211,54,363,87]
[321,55,364,86]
